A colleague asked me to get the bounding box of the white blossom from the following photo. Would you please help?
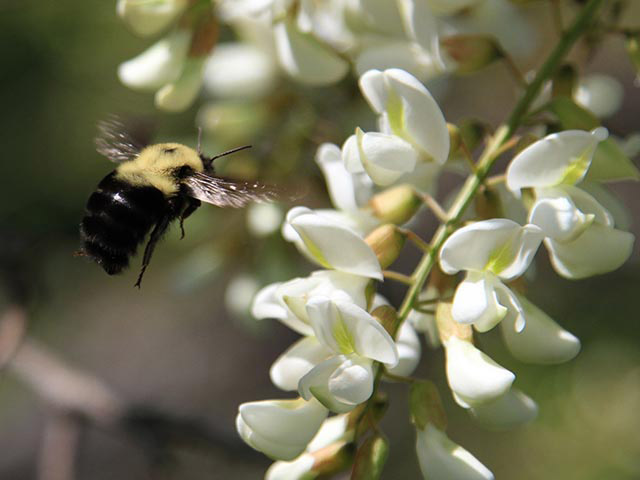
[236,397,329,460]
[359,68,450,163]
[439,219,543,331]
[469,389,538,431]
[416,424,494,480]
[444,336,515,407]
[117,0,187,37]
[283,207,383,279]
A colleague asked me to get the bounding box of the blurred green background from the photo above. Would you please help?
[0,1,638,479]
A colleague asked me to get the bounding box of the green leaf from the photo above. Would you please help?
[586,138,640,182]
[547,95,599,130]
[351,434,389,480]
[409,381,447,431]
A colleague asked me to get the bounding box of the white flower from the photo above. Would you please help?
[506,128,608,195]
[294,297,398,412]
[439,219,543,331]
[270,337,333,391]
[500,294,580,365]
[225,274,261,317]
[416,424,494,480]
[283,207,383,279]
[306,298,398,365]
[236,397,329,460]
[274,18,349,85]
[155,57,206,112]
[507,128,634,279]
[252,269,371,336]
[203,42,277,99]
[342,128,419,186]
[444,336,515,407]
[299,354,376,413]
[359,69,450,163]
[266,414,350,480]
[424,0,483,16]
[397,0,446,72]
[315,143,374,211]
[469,389,537,431]
[575,73,624,119]
[117,0,187,37]
[118,30,190,91]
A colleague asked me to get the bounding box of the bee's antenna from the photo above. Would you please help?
[209,145,252,163]
[197,126,203,155]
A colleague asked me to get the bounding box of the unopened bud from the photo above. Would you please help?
[365,225,406,269]
[441,35,502,74]
[409,380,448,431]
[117,0,187,37]
[371,305,398,337]
[351,434,389,480]
[368,185,421,225]
[626,35,640,77]
[435,302,472,344]
[475,187,503,220]
[447,123,462,156]
[551,64,577,98]
[311,441,355,476]
[459,119,487,153]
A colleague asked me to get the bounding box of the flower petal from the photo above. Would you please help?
[445,336,515,406]
[416,424,494,480]
[500,295,580,364]
[274,19,349,85]
[117,0,188,37]
[237,397,329,460]
[155,57,205,112]
[545,225,634,279]
[286,207,383,279]
[316,143,373,211]
[451,272,507,331]
[306,297,398,365]
[271,337,333,391]
[118,30,190,91]
[299,355,374,413]
[357,129,418,186]
[506,128,608,193]
[386,322,422,377]
[439,219,542,280]
[469,389,538,431]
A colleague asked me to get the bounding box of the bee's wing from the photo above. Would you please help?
[182,172,283,208]
[95,117,153,163]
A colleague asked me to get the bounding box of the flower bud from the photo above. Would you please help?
[440,35,502,75]
[365,224,406,269]
[371,305,398,337]
[626,35,640,77]
[447,123,462,157]
[551,64,577,98]
[409,380,447,431]
[351,434,389,480]
[311,441,355,476]
[368,185,422,225]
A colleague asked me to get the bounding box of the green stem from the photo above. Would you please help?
[396,0,603,323]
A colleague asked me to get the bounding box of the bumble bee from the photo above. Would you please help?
[79,119,281,287]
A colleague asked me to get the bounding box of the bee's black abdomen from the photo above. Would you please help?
[80,172,166,275]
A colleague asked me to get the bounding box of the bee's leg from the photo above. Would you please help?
[135,215,171,288]
[179,198,201,239]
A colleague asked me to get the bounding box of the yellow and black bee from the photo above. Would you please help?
[79,119,280,287]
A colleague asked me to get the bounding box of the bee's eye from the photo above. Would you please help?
[163,147,177,154]
[176,165,193,178]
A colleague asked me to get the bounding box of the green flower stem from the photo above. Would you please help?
[396,0,604,323]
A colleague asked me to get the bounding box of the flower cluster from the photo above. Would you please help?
[115,0,540,111]
[236,63,636,478]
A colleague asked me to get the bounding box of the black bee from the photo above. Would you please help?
[79,119,280,287]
